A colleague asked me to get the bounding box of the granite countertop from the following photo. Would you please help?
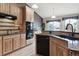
[0,32,21,36]
[36,33,79,51]
[44,31,79,34]
[0,32,26,36]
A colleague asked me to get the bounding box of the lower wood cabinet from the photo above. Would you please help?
[2,33,26,55]
[0,36,2,55]
[13,34,20,50]
[3,35,13,55]
[50,37,69,56]
[50,41,69,56]
[20,33,26,47]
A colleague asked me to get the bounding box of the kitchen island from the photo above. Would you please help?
[36,33,79,56]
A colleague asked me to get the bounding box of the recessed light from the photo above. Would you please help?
[32,4,38,9]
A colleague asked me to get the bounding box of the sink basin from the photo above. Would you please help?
[57,35,77,40]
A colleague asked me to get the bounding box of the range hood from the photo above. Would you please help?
[0,12,17,20]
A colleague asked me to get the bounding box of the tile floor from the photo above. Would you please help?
[6,39,36,56]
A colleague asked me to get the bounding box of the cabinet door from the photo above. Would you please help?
[50,41,57,56]
[30,9,34,22]
[10,4,22,25]
[50,40,68,56]
[3,35,13,55]
[13,34,20,50]
[0,3,10,14]
[0,36,2,56]
[26,6,34,22]
[10,4,18,16]
[56,45,68,56]
[26,6,31,22]
[20,33,26,47]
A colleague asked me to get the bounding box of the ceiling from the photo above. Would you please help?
[27,3,79,19]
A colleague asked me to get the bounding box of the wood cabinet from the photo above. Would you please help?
[10,4,19,16]
[50,37,69,56]
[0,3,26,32]
[3,35,13,55]
[10,4,21,24]
[20,33,26,47]
[0,3,10,14]
[10,4,25,32]
[26,6,34,22]
[13,34,20,50]
[0,36,2,55]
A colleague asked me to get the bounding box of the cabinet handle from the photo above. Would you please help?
[69,51,73,56]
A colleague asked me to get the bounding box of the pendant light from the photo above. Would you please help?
[32,4,38,9]
[51,8,56,18]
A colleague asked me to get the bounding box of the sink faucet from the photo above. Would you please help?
[66,23,74,36]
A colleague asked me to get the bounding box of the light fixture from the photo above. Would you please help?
[51,15,56,18]
[32,4,38,9]
[51,8,56,18]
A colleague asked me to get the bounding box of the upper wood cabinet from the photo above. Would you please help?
[10,4,24,31]
[0,3,26,32]
[10,4,18,16]
[26,6,34,22]
[0,36,2,56]
[3,35,13,55]
[0,3,10,14]
[10,4,21,24]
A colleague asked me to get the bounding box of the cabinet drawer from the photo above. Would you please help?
[3,35,13,39]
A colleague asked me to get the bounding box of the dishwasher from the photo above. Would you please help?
[36,35,49,56]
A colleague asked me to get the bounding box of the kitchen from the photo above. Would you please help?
[0,3,79,56]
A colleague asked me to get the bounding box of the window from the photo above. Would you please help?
[64,18,78,32]
[45,21,60,31]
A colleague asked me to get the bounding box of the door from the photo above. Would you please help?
[3,35,13,55]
